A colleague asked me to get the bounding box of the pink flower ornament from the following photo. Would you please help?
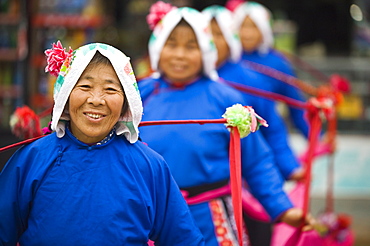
[45,40,74,77]
[146,1,176,30]
[225,0,245,12]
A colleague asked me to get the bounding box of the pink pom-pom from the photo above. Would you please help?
[329,74,351,93]
[146,1,176,30]
[225,0,245,12]
[44,40,73,77]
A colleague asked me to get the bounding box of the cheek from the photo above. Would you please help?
[159,49,170,66]
[69,90,85,111]
[109,96,125,116]
[191,52,203,69]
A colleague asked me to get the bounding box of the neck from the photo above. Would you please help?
[163,76,201,87]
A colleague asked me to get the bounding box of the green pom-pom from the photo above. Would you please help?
[222,104,253,138]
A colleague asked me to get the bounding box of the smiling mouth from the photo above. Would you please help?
[84,113,105,119]
[171,64,187,70]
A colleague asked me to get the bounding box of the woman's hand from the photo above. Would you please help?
[289,168,305,181]
[280,208,316,231]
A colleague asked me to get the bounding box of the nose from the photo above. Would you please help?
[173,46,186,58]
[87,90,105,106]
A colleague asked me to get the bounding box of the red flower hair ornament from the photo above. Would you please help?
[44,40,73,77]
[146,1,177,30]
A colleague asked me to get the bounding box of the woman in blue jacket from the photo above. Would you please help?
[0,42,204,245]
[139,3,312,245]
[202,5,305,245]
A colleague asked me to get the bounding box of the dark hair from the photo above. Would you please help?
[87,51,112,68]
[85,51,129,118]
[177,18,191,28]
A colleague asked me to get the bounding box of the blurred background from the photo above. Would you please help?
[0,0,369,245]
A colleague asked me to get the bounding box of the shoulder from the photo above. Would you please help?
[204,77,240,95]
[116,136,167,168]
[12,133,60,159]
[133,140,165,162]
[269,49,287,59]
[267,49,293,71]
[1,133,62,178]
[137,76,159,100]
[206,78,246,105]
[138,76,156,87]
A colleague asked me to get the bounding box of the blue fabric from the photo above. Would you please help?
[241,49,310,138]
[138,76,293,242]
[218,60,301,179]
[0,129,204,246]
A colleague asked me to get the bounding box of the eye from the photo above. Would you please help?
[107,87,118,92]
[78,84,91,89]
[165,41,176,48]
[187,44,198,50]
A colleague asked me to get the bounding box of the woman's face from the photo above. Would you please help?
[69,63,124,144]
[239,16,263,52]
[210,19,230,67]
[159,24,202,84]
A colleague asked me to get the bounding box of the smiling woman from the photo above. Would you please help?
[69,52,127,144]
[0,42,205,245]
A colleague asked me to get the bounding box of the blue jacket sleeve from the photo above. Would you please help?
[257,99,301,180]
[240,131,293,221]
[149,159,205,245]
[274,53,310,138]
[0,148,33,245]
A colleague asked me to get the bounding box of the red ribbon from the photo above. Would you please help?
[222,79,308,110]
[302,108,322,220]
[229,126,244,245]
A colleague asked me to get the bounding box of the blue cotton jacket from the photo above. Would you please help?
[138,76,293,221]
[0,129,204,246]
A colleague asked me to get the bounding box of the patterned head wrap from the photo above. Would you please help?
[148,6,218,81]
[46,42,142,143]
[202,5,242,63]
[233,1,274,54]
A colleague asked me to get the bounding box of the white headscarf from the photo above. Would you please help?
[233,1,274,54]
[202,5,242,63]
[148,7,219,81]
[51,43,143,143]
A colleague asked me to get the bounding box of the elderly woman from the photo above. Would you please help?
[0,42,204,245]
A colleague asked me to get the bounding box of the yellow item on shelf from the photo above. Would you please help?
[336,94,364,120]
